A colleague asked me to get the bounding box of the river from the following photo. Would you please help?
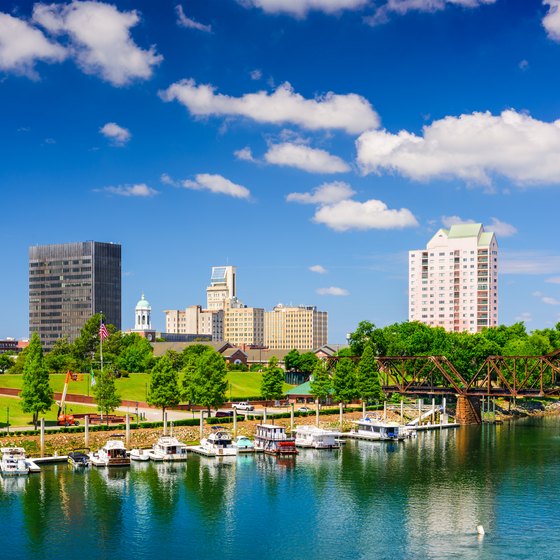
[1,416,560,559]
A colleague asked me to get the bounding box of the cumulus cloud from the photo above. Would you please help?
[441,215,474,228]
[316,286,350,296]
[543,0,560,42]
[0,12,66,78]
[239,0,369,17]
[160,80,379,134]
[160,173,176,185]
[234,146,257,162]
[309,264,327,274]
[441,215,517,237]
[32,1,162,86]
[287,181,355,205]
[176,4,212,32]
[99,122,131,145]
[250,69,262,80]
[313,199,419,231]
[366,0,495,25]
[533,291,560,306]
[101,183,159,197]
[182,173,250,198]
[356,109,560,186]
[264,143,350,173]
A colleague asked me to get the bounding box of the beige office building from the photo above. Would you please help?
[223,298,264,346]
[264,304,328,350]
[409,223,498,333]
[206,266,236,310]
[164,305,224,341]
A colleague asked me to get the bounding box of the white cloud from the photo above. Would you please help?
[514,311,532,323]
[309,264,327,274]
[0,12,66,78]
[316,286,350,296]
[234,146,256,162]
[160,173,176,185]
[33,1,162,86]
[99,122,131,145]
[250,69,262,80]
[366,0,495,25]
[543,0,560,42]
[518,59,529,71]
[239,0,369,18]
[487,217,517,237]
[101,183,159,197]
[176,4,212,32]
[264,143,350,173]
[356,109,560,186]
[545,277,560,284]
[502,251,560,275]
[287,181,355,204]
[182,174,250,198]
[160,80,379,134]
[533,291,560,306]
[441,215,475,228]
[313,199,419,231]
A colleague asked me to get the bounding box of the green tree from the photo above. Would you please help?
[20,333,54,428]
[93,370,122,425]
[348,321,385,356]
[148,355,179,421]
[117,333,154,373]
[309,361,332,403]
[0,353,14,373]
[332,357,357,404]
[357,343,384,403]
[284,349,300,372]
[260,357,285,401]
[73,313,117,370]
[298,352,319,374]
[44,336,75,373]
[8,346,28,374]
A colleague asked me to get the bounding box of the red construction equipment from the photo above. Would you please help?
[57,370,80,426]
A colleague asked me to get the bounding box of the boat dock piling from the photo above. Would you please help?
[40,418,45,457]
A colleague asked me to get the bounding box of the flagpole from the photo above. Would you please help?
[100,312,104,373]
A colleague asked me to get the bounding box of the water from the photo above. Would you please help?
[2,417,560,560]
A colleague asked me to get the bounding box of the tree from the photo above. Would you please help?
[20,333,54,428]
[7,346,28,375]
[45,336,75,373]
[93,370,122,425]
[0,353,14,373]
[309,361,331,403]
[73,313,117,370]
[260,357,285,401]
[148,355,179,421]
[298,352,319,374]
[284,349,300,372]
[348,321,381,356]
[357,343,384,403]
[332,357,357,404]
[117,333,154,373]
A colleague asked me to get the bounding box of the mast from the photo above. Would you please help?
[100,311,104,373]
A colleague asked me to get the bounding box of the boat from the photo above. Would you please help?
[254,424,298,455]
[90,438,130,467]
[68,448,90,468]
[351,417,406,441]
[200,428,238,457]
[130,448,150,462]
[295,425,340,449]
[233,435,255,453]
[148,436,188,462]
[0,447,29,476]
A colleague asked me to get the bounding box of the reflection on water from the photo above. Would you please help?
[1,417,560,560]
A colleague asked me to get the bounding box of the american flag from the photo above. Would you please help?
[99,320,109,341]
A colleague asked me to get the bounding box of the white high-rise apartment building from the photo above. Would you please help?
[409,224,498,333]
[206,266,236,310]
[264,305,328,349]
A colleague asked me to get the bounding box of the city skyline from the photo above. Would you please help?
[2,1,560,343]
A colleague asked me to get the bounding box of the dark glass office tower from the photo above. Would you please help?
[29,242,121,349]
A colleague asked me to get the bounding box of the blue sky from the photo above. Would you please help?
[2,0,560,343]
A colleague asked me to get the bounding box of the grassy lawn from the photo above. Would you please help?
[0,372,295,402]
[0,395,99,428]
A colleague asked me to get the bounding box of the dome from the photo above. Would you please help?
[136,293,151,310]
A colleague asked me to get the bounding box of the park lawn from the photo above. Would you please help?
[0,372,296,402]
[0,395,99,428]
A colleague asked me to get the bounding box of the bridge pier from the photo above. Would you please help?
[456,395,482,425]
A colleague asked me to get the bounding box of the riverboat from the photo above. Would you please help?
[68,448,90,468]
[295,426,340,449]
[0,447,29,476]
[200,428,238,457]
[254,424,298,455]
[233,435,255,453]
[90,438,130,467]
[351,417,406,441]
[148,436,188,462]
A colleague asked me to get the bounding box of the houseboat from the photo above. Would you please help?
[148,436,188,462]
[90,438,130,467]
[254,424,298,455]
[295,426,340,449]
[352,417,406,441]
[0,447,29,476]
[200,428,238,457]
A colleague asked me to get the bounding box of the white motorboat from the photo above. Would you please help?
[148,436,188,462]
[68,448,90,468]
[130,448,150,462]
[233,435,255,453]
[200,429,238,457]
[352,417,406,441]
[90,439,130,467]
[295,425,340,449]
[0,447,29,476]
[254,424,298,455]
